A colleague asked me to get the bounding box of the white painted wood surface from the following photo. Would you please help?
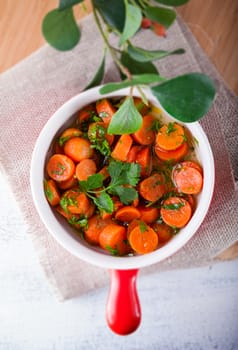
[0,171,238,350]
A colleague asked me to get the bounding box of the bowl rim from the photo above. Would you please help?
[30,86,215,270]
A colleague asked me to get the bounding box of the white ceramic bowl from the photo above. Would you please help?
[30,86,215,270]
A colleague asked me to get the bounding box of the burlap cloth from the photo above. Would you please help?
[0,14,237,300]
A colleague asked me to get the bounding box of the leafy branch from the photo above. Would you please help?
[42,0,216,134]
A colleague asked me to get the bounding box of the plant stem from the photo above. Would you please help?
[92,6,132,80]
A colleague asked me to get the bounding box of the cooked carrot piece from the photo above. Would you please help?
[98,166,110,180]
[75,159,97,181]
[61,189,90,215]
[99,224,128,256]
[64,137,94,162]
[84,215,112,245]
[46,154,75,182]
[132,115,155,145]
[128,224,158,254]
[127,145,142,163]
[77,103,95,124]
[111,134,133,162]
[58,128,82,147]
[176,161,203,174]
[154,142,188,162]
[139,173,167,202]
[96,98,116,125]
[156,123,185,151]
[57,175,78,190]
[160,197,192,228]
[127,219,141,236]
[44,179,61,206]
[173,164,203,194]
[133,97,150,115]
[152,223,173,243]
[136,146,152,177]
[115,206,141,222]
[138,206,159,223]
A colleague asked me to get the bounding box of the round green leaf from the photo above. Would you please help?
[145,6,176,28]
[42,8,80,51]
[151,73,216,122]
[121,52,159,78]
[92,0,126,32]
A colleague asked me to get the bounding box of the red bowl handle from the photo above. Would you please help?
[106,269,141,335]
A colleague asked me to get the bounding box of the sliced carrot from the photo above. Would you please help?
[46,154,75,182]
[138,206,159,223]
[136,146,152,177]
[154,142,189,162]
[84,202,95,218]
[99,224,128,256]
[139,173,167,202]
[84,215,112,245]
[115,206,141,222]
[173,164,203,194]
[133,97,150,115]
[44,179,61,206]
[111,134,133,162]
[152,223,173,243]
[75,159,97,181]
[88,122,114,146]
[132,115,155,145]
[58,128,82,147]
[58,175,78,190]
[128,224,158,254]
[156,123,185,151]
[176,161,203,174]
[96,98,116,125]
[127,145,142,163]
[160,197,192,228]
[77,103,95,124]
[127,219,141,237]
[61,189,90,215]
[64,137,94,162]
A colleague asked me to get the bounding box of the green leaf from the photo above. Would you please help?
[119,2,142,45]
[151,73,216,122]
[154,0,190,6]
[79,173,104,192]
[59,0,84,10]
[107,96,143,134]
[114,186,138,205]
[127,44,185,62]
[84,50,106,90]
[124,162,141,186]
[100,74,166,94]
[42,8,80,51]
[92,0,126,32]
[93,192,114,213]
[121,52,159,78]
[145,6,176,28]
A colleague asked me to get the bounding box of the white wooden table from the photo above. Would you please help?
[0,171,238,350]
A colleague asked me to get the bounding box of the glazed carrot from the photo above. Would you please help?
[139,173,167,202]
[160,197,192,228]
[88,122,115,146]
[132,115,155,145]
[136,146,152,177]
[46,154,75,182]
[156,123,185,151]
[96,98,116,125]
[152,223,173,243]
[75,159,97,181]
[77,103,95,124]
[133,97,150,115]
[115,206,141,222]
[58,175,78,190]
[58,128,82,147]
[173,164,203,194]
[99,224,128,256]
[154,142,189,162]
[61,189,90,215]
[111,134,133,162]
[64,137,94,162]
[138,206,159,224]
[84,215,112,245]
[44,179,61,206]
[127,219,141,237]
[176,161,203,174]
[127,145,142,163]
[85,202,95,218]
[128,224,158,254]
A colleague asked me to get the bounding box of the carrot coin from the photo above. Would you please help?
[156,122,185,151]
[57,175,78,190]
[152,222,173,243]
[64,137,93,162]
[128,224,158,254]
[84,215,112,245]
[138,206,159,223]
[115,206,141,222]
[58,128,82,147]
[60,189,90,215]
[154,142,189,162]
[173,164,203,194]
[46,154,75,182]
[75,159,97,181]
[160,197,192,228]
[44,179,61,206]
[139,173,167,202]
[99,224,128,256]
[132,115,155,145]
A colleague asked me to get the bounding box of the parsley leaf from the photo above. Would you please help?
[114,186,138,205]
[92,192,114,213]
[79,173,104,192]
